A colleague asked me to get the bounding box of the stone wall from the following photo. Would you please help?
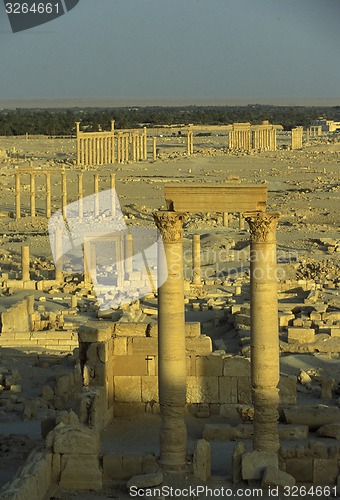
[0,295,33,334]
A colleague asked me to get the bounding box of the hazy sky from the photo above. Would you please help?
[1,0,340,105]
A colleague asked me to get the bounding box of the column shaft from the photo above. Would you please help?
[154,211,187,469]
[245,212,280,453]
[192,234,201,285]
[30,174,36,217]
[21,245,30,281]
[15,173,21,219]
[45,173,51,219]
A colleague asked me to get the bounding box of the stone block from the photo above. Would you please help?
[262,466,295,489]
[285,458,313,482]
[59,454,102,490]
[78,322,113,342]
[186,376,219,403]
[141,376,158,402]
[195,355,223,376]
[284,406,340,430]
[122,454,144,480]
[317,423,340,440]
[279,375,297,405]
[223,356,250,377]
[53,425,100,454]
[237,377,251,404]
[52,453,61,483]
[242,451,278,481]
[114,376,141,402]
[330,327,340,337]
[219,377,238,404]
[185,322,201,337]
[232,441,245,484]
[127,471,163,489]
[287,327,315,344]
[193,439,211,482]
[186,336,212,355]
[186,355,196,376]
[113,402,146,417]
[102,454,123,480]
[112,356,148,376]
[113,337,127,355]
[114,323,147,337]
[132,337,158,355]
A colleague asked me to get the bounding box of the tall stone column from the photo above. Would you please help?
[139,135,143,161]
[223,212,229,227]
[143,127,147,160]
[30,173,36,217]
[153,211,187,469]
[153,137,157,161]
[187,130,191,157]
[75,122,81,165]
[94,173,99,217]
[124,234,133,275]
[15,173,21,220]
[117,134,122,164]
[55,226,63,282]
[21,245,30,282]
[110,173,116,217]
[78,172,84,219]
[45,173,51,219]
[61,172,67,218]
[245,211,280,453]
[192,234,201,286]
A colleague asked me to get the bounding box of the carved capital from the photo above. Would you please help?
[245,211,280,243]
[153,211,185,243]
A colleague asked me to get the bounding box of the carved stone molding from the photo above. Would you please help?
[245,211,280,243]
[153,211,186,243]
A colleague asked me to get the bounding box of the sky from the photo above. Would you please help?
[1,0,340,106]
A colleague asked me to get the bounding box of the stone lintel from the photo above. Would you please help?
[164,184,267,212]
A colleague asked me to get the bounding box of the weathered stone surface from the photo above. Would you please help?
[317,422,340,439]
[242,451,278,480]
[193,439,211,482]
[127,471,163,489]
[284,406,340,430]
[232,441,245,484]
[53,425,100,454]
[262,466,295,489]
[313,458,338,485]
[288,327,315,344]
[59,454,102,490]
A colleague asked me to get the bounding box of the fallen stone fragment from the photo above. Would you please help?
[127,471,163,489]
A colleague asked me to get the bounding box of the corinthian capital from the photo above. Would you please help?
[153,211,185,243]
[245,211,280,243]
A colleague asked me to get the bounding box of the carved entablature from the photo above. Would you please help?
[245,211,280,243]
[153,211,186,243]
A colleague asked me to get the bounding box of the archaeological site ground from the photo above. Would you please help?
[0,120,339,499]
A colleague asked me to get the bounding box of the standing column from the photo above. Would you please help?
[78,172,84,220]
[139,135,143,160]
[239,213,245,230]
[143,127,147,160]
[55,226,63,282]
[45,172,51,219]
[94,173,99,217]
[153,211,187,469]
[187,130,191,157]
[117,134,122,163]
[124,233,133,275]
[21,245,30,282]
[15,173,21,220]
[153,137,157,161]
[76,122,81,165]
[223,212,229,227]
[192,234,201,286]
[110,173,116,217]
[30,173,36,217]
[61,172,67,218]
[245,211,280,453]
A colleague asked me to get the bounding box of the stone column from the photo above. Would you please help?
[153,137,157,161]
[30,173,36,217]
[78,172,83,219]
[187,130,191,156]
[239,213,245,230]
[139,135,143,160]
[21,245,30,282]
[143,127,147,160]
[153,211,187,469]
[192,234,201,286]
[45,173,51,219]
[110,173,116,217]
[15,173,21,220]
[124,233,133,275]
[61,172,67,218]
[55,226,63,282]
[117,134,122,164]
[94,173,99,217]
[245,211,280,453]
[75,122,81,165]
[223,212,229,227]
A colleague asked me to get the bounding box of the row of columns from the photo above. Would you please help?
[14,171,116,220]
[307,125,322,138]
[252,126,277,151]
[154,210,280,467]
[76,121,115,166]
[228,123,251,151]
[291,126,303,150]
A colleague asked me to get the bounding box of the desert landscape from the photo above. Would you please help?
[0,123,339,499]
